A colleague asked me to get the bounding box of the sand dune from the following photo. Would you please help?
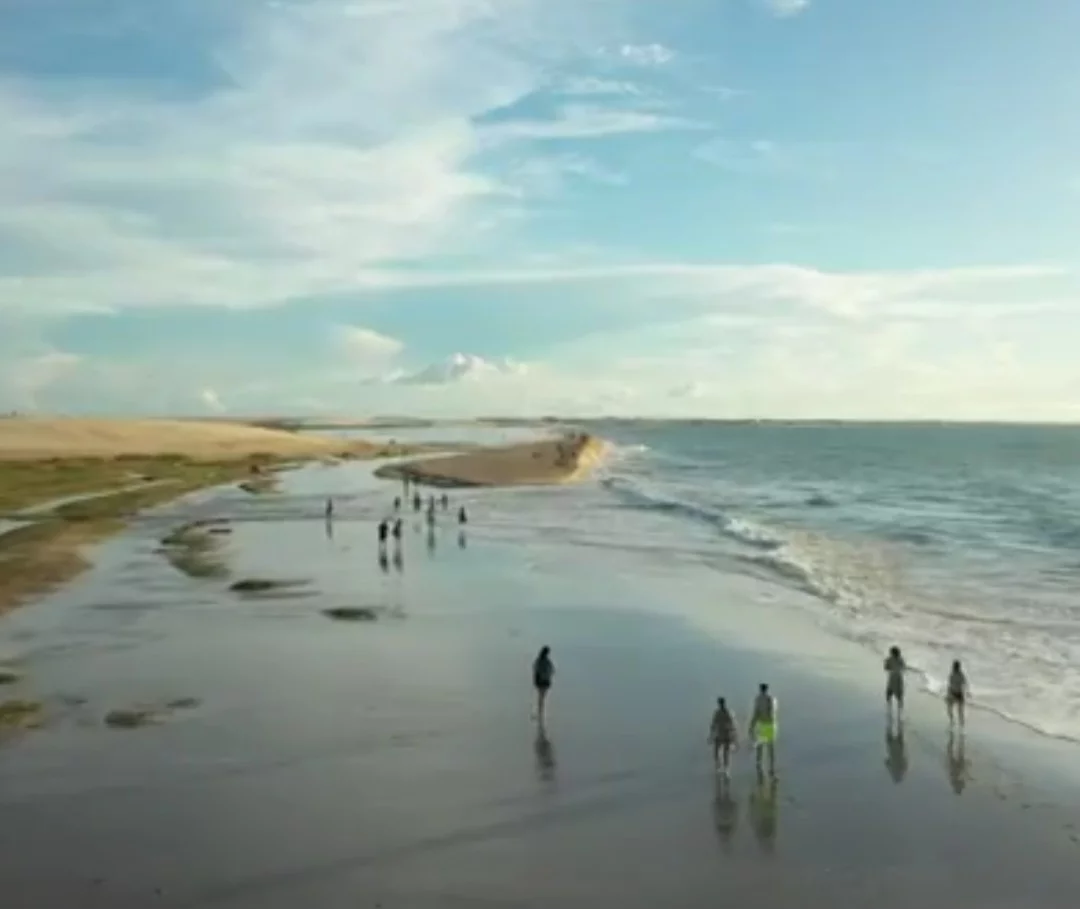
[0,418,373,461]
[375,433,607,487]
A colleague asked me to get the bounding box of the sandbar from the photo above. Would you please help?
[374,433,607,487]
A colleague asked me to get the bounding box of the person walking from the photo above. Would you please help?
[708,697,738,775]
[532,646,555,725]
[748,683,778,778]
[946,660,969,728]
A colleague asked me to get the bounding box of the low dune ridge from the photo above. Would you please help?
[375,433,608,488]
[0,418,376,461]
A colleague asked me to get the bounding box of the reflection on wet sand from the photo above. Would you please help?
[458,530,467,550]
[712,775,739,852]
[947,731,971,795]
[378,550,390,574]
[426,527,436,555]
[748,768,779,854]
[534,725,556,783]
[885,721,908,784]
[392,548,404,573]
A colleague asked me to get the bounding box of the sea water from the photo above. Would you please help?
[539,421,1080,744]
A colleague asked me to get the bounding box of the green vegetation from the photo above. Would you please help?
[0,455,296,616]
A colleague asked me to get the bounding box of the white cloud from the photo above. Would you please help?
[385,353,529,386]
[336,325,405,363]
[485,104,698,141]
[1,351,83,412]
[560,77,642,97]
[617,43,674,66]
[200,387,226,413]
[761,0,811,18]
[0,0,651,318]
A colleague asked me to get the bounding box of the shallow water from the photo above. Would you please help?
[581,422,1080,743]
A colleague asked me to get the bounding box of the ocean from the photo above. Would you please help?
[453,421,1080,745]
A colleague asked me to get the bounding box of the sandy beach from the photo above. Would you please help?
[1,442,1079,907]
[0,417,385,461]
[374,433,607,487]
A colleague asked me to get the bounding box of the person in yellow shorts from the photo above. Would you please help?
[749,683,778,778]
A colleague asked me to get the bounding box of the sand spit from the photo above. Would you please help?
[374,433,608,488]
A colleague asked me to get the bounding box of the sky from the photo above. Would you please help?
[1,0,1079,420]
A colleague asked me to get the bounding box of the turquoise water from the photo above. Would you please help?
[574,422,1080,742]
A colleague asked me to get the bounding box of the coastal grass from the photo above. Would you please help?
[0,455,299,617]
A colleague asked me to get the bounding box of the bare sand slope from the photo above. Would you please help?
[375,433,607,487]
[0,418,370,461]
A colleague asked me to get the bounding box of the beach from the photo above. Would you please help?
[2,425,1080,907]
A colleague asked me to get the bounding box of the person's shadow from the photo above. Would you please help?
[748,767,779,855]
[946,730,970,795]
[885,721,909,784]
[712,775,739,853]
[534,726,556,784]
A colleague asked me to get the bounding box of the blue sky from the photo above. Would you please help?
[1,0,1078,419]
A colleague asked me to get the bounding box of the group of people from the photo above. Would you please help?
[530,643,973,784]
[321,477,470,571]
[884,646,970,727]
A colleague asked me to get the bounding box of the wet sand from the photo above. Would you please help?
[1,461,1079,907]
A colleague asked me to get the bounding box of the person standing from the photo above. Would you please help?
[708,697,738,775]
[946,660,969,728]
[532,646,554,725]
[748,683,778,778]
[884,646,907,720]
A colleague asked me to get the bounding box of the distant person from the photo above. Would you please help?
[393,496,401,512]
[946,660,969,727]
[884,646,907,718]
[412,493,422,512]
[392,518,403,542]
[532,646,554,724]
[378,549,389,573]
[458,506,468,526]
[428,495,436,512]
[392,548,404,572]
[425,505,436,528]
[749,683,777,778]
[440,493,449,511]
[325,498,334,520]
[377,520,389,547]
[708,697,738,775]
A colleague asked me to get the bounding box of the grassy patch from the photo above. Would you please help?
[0,456,292,616]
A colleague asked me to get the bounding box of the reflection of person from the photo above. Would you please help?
[458,530,467,550]
[749,683,777,778]
[378,549,389,573]
[884,724,908,784]
[884,646,907,718]
[946,731,969,795]
[712,776,739,852]
[532,646,554,725]
[708,697,738,776]
[534,728,556,783]
[392,548,404,572]
[946,660,969,728]
[426,526,436,554]
[748,769,779,854]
